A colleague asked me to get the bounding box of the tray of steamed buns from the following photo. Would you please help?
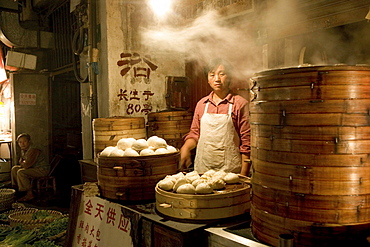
[156,169,250,195]
[96,136,180,201]
[155,170,251,220]
[98,135,179,158]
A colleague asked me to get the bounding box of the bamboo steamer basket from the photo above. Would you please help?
[147,111,193,149]
[93,117,146,160]
[97,151,179,202]
[0,188,15,212]
[155,175,251,221]
[251,204,370,247]
[0,207,37,224]
[249,65,370,247]
[8,209,63,229]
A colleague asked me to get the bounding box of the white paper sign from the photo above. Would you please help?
[72,195,134,247]
[19,93,36,105]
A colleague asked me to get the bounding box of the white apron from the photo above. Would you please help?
[194,102,242,174]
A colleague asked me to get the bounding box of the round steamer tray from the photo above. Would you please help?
[8,209,63,229]
[155,175,251,221]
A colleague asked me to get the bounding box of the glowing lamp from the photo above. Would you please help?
[149,0,172,17]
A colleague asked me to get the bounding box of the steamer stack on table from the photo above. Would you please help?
[249,65,370,247]
[92,112,192,203]
[97,152,180,202]
[92,111,251,222]
[92,117,147,162]
[147,110,193,149]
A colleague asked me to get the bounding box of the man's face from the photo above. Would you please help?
[17,137,30,150]
[207,64,231,93]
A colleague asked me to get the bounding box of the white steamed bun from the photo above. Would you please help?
[108,147,125,157]
[152,137,167,149]
[208,179,226,190]
[117,138,136,150]
[154,148,169,154]
[176,184,196,194]
[166,145,177,153]
[100,146,115,156]
[185,171,200,183]
[131,139,149,151]
[140,148,155,156]
[158,179,174,191]
[164,175,177,184]
[192,178,206,188]
[213,170,227,180]
[124,147,139,156]
[147,136,159,147]
[195,183,213,194]
[203,169,216,177]
[173,178,187,191]
[171,172,185,180]
[224,173,240,184]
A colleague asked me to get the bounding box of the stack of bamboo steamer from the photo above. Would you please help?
[93,116,180,202]
[92,117,146,161]
[98,152,180,202]
[249,65,370,247]
[147,110,193,149]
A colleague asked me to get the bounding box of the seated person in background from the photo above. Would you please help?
[11,133,50,202]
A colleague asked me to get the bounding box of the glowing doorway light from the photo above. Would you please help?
[149,0,172,17]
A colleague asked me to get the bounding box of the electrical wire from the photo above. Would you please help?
[72,24,88,83]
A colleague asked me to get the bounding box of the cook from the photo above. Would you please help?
[179,58,251,176]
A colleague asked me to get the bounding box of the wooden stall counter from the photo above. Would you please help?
[64,183,253,247]
[78,159,98,183]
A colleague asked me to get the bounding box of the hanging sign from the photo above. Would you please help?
[72,195,134,247]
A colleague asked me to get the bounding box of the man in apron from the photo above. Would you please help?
[179,58,251,176]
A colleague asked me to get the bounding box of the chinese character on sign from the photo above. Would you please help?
[95,203,104,221]
[142,90,154,100]
[106,207,117,226]
[118,214,130,232]
[73,195,133,247]
[117,52,158,84]
[84,200,93,215]
[117,89,128,101]
[129,89,140,101]
[141,104,152,115]
[116,89,154,115]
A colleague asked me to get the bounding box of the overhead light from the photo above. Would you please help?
[149,0,172,17]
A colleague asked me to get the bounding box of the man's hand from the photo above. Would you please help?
[179,139,197,171]
[179,148,192,170]
[240,154,251,177]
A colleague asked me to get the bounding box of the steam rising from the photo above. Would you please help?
[141,0,370,79]
[141,10,262,79]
